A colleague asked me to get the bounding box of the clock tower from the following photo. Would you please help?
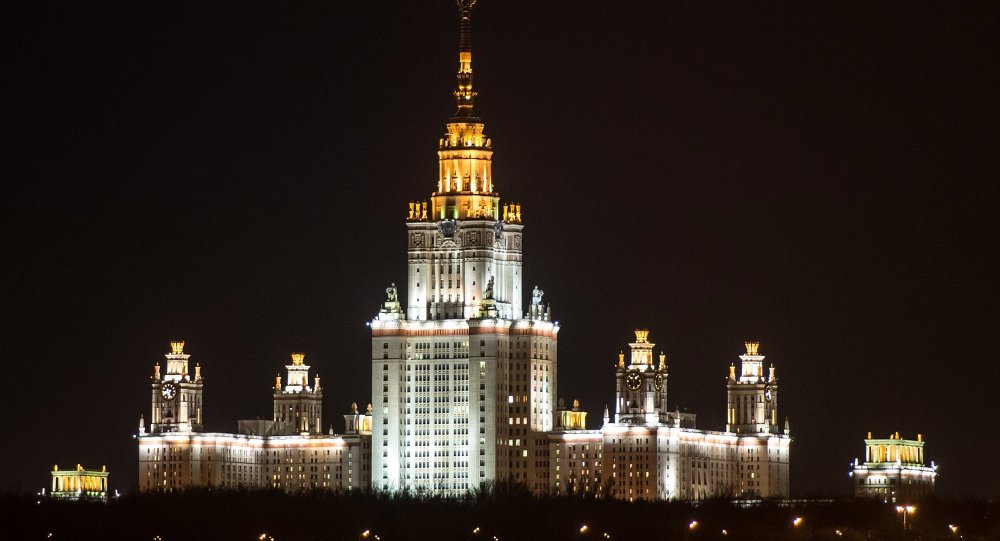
[148,340,204,434]
[272,353,323,435]
[726,341,779,434]
[614,329,668,425]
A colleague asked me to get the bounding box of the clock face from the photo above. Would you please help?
[653,372,664,391]
[625,370,642,391]
[161,382,177,401]
[764,385,772,402]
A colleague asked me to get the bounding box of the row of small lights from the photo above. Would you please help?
[104,509,963,541]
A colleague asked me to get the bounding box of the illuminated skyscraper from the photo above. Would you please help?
[370,0,557,496]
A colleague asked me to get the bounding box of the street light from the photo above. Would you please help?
[683,521,698,541]
[896,505,915,532]
[948,524,959,537]
[792,517,803,528]
[579,525,589,534]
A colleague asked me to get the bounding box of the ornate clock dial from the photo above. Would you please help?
[625,370,642,391]
[653,372,664,391]
[161,382,177,401]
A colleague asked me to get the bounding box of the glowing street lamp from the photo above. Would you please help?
[472,527,481,535]
[948,524,959,537]
[792,517,803,528]
[896,505,915,532]
[683,521,698,541]
[579,525,589,534]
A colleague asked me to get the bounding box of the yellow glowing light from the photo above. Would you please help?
[744,341,760,355]
[291,352,305,365]
[792,517,803,527]
[170,340,185,354]
[580,525,589,533]
[634,329,650,343]
[689,521,698,530]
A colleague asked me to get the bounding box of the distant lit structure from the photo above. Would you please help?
[137,343,371,492]
[851,432,937,502]
[51,464,109,502]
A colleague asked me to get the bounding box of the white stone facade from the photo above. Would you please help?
[137,345,372,493]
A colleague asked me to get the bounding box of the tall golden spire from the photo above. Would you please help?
[454,0,478,118]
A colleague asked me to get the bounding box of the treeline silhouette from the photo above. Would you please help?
[11,483,998,541]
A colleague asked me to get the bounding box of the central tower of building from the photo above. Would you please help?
[370,0,558,496]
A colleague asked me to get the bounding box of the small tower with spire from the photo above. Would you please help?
[614,330,669,425]
[726,341,779,434]
[273,353,323,435]
[149,340,204,434]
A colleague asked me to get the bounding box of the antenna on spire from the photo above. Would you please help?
[454,0,478,117]
[458,0,477,52]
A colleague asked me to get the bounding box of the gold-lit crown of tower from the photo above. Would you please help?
[408,0,522,225]
[164,340,189,381]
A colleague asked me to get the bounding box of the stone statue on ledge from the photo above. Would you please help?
[483,276,494,300]
[532,285,544,305]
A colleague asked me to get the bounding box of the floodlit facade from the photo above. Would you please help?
[51,464,109,502]
[369,0,556,497]
[367,5,790,500]
[136,1,792,501]
[851,432,937,502]
[547,335,791,501]
[137,342,371,492]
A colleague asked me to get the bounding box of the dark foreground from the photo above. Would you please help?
[11,489,998,541]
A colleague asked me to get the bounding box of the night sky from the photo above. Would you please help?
[5,2,998,498]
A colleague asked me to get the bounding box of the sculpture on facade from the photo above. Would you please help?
[385,283,398,303]
[483,276,494,300]
[532,285,544,305]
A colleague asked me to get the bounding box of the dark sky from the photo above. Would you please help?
[4,1,998,498]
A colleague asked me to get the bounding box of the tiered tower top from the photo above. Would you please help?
[406,0,523,225]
